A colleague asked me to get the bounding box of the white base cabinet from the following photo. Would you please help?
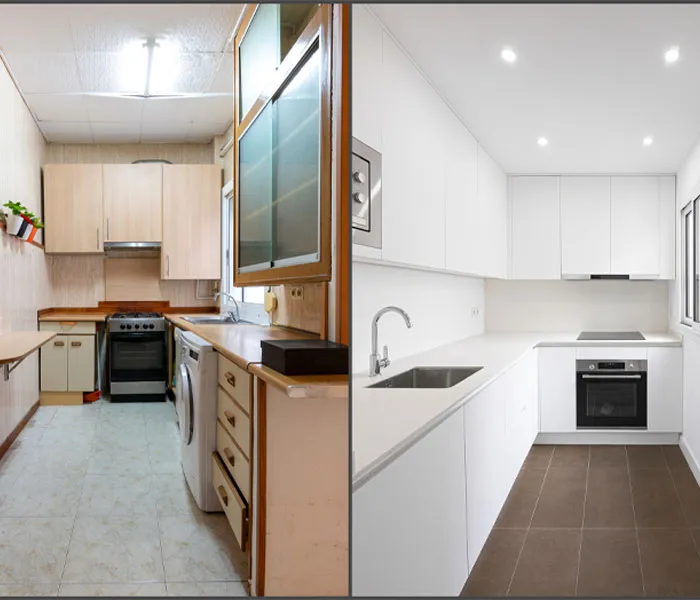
[539,347,577,433]
[352,409,469,597]
[648,347,683,432]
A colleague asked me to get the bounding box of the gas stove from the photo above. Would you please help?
[108,312,166,332]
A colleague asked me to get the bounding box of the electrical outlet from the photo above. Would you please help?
[471,307,480,317]
[290,286,304,299]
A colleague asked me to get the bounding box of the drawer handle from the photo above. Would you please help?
[71,341,82,348]
[217,485,229,507]
[54,340,65,347]
[225,372,236,387]
[223,447,235,467]
[60,322,77,327]
[224,410,236,428]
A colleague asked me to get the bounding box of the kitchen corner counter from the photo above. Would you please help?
[38,311,110,322]
[352,331,682,488]
[167,315,348,397]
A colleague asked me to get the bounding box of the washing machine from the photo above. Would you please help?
[176,330,221,512]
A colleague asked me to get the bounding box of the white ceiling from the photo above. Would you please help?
[0,4,243,143]
[370,3,700,173]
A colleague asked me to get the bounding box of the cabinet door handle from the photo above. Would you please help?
[71,341,82,348]
[106,218,110,240]
[223,447,235,467]
[224,410,236,428]
[225,372,236,387]
[97,228,100,250]
[217,485,229,507]
[166,255,170,277]
[54,340,65,347]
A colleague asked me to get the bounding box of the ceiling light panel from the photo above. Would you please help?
[84,94,145,123]
[3,52,81,93]
[24,94,89,122]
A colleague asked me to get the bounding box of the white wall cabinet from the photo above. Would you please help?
[539,347,577,433]
[477,145,508,279]
[659,175,676,280]
[352,409,469,596]
[611,176,660,276]
[560,176,611,276]
[647,347,683,432]
[510,177,561,279]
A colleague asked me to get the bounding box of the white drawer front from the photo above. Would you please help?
[576,347,647,360]
[40,321,96,334]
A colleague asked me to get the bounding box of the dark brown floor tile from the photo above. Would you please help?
[531,468,586,528]
[630,468,686,527]
[524,445,554,469]
[626,445,666,469]
[577,529,643,597]
[693,528,700,549]
[672,467,700,527]
[461,529,527,597]
[589,445,627,469]
[496,468,547,528]
[638,529,700,597]
[662,445,689,469]
[508,529,580,597]
[584,467,634,528]
[550,445,589,469]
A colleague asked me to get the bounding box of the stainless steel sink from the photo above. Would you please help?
[182,315,256,326]
[368,366,483,389]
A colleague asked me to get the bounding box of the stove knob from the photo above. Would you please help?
[150,324,155,330]
[120,324,125,330]
[629,363,635,370]
[353,192,366,204]
[134,324,140,330]
[353,170,366,184]
[589,364,595,370]
[126,324,132,330]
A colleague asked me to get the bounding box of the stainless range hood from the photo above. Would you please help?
[104,242,161,250]
[562,273,659,280]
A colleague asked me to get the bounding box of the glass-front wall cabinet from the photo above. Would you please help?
[234,3,331,285]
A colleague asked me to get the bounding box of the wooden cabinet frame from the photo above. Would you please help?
[233,3,333,286]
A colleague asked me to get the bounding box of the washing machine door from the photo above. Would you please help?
[177,363,194,446]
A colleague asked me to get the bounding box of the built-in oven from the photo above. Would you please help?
[108,313,167,400]
[576,360,647,429]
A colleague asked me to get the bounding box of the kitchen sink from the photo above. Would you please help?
[368,366,483,389]
[182,315,256,326]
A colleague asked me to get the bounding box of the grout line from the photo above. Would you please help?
[505,445,554,596]
[574,446,590,596]
[626,445,647,597]
[664,445,700,563]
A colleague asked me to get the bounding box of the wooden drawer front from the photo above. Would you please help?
[216,421,251,502]
[212,453,248,551]
[217,386,251,458]
[40,321,96,335]
[217,354,251,413]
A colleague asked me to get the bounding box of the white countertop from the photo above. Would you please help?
[352,331,681,489]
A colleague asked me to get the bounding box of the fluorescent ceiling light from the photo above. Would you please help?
[664,46,680,64]
[501,47,517,64]
[537,136,548,147]
[643,136,654,147]
[119,38,182,97]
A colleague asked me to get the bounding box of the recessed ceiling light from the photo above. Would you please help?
[664,46,680,64]
[501,47,517,64]
[537,136,548,147]
[643,136,654,147]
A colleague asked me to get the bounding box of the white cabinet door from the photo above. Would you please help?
[464,382,507,570]
[560,176,611,275]
[539,347,577,433]
[611,176,660,276]
[67,335,95,392]
[381,32,446,270]
[647,347,682,432]
[477,145,508,278]
[352,6,383,152]
[352,410,468,596]
[510,177,561,279]
[445,110,479,275]
[659,175,676,280]
[40,335,68,392]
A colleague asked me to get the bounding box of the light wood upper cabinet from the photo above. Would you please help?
[43,164,104,253]
[162,165,222,280]
[103,164,163,243]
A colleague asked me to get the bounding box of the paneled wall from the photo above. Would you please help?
[0,59,49,442]
[46,143,214,165]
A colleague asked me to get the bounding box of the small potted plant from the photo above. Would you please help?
[26,215,44,243]
[17,208,33,239]
[2,201,25,236]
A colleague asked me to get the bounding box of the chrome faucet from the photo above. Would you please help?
[369,306,413,377]
[213,291,241,323]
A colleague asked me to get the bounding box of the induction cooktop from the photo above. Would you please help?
[576,331,645,341]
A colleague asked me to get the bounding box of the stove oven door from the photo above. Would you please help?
[109,331,167,394]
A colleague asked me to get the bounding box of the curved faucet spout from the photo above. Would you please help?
[370,305,413,377]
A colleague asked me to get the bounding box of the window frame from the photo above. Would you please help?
[232,3,332,287]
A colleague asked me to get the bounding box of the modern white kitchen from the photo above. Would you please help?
[351,4,700,597]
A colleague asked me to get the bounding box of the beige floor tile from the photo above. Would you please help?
[151,473,203,517]
[87,446,152,476]
[58,582,167,596]
[0,583,59,596]
[166,581,247,596]
[1,471,84,517]
[78,474,157,518]
[62,516,164,584]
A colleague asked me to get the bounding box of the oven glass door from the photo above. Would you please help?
[577,373,647,428]
[110,332,167,382]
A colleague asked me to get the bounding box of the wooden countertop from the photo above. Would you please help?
[38,312,110,322]
[0,331,56,365]
[167,315,348,397]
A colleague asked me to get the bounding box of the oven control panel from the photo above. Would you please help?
[352,137,382,249]
[576,360,647,373]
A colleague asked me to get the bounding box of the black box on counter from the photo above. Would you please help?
[260,339,349,376]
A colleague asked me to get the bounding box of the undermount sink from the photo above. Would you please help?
[368,366,483,389]
[182,315,256,326]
